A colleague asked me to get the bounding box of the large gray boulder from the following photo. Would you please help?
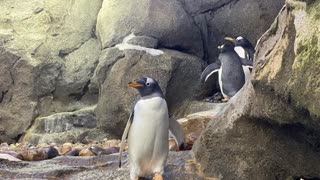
[193,1,320,179]
[96,0,203,58]
[95,42,205,137]
[0,0,103,143]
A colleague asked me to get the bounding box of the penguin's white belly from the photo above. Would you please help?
[234,46,246,59]
[243,66,251,82]
[128,96,169,176]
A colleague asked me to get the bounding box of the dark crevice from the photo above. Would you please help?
[0,90,8,104]
[58,37,92,58]
[197,0,237,15]
[69,80,91,101]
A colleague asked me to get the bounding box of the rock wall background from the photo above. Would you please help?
[0,0,284,144]
[193,0,320,179]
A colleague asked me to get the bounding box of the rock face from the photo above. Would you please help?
[193,1,320,179]
[178,0,285,62]
[0,0,103,143]
[0,0,284,143]
[96,0,204,58]
[95,45,204,137]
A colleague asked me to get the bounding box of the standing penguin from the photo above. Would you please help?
[224,36,255,81]
[201,41,249,101]
[118,77,183,180]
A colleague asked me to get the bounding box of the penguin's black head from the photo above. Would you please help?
[218,40,235,53]
[225,36,254,49]
[128,77,164,97]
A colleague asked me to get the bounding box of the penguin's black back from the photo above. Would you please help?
[219,50,245,97]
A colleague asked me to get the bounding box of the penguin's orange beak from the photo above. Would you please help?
[128,81,144,87]
[224,37,235,42]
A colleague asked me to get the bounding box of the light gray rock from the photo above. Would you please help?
[193,2,320,179]
[95,47,205,138]
[54,38,101,98]
[0,151,204,179]
[95,0,203,57]
[127,36,159,48]
[21,106,104,144]
[0,0,103,143]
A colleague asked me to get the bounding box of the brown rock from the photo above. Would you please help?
[169,139,178,151]
[64,148,79,156]
[103,139,121,148]
[184,131,201,150]
[79,148,95,156]
[60,146,72,155]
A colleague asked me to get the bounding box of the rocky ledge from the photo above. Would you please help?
[0,151,203,180]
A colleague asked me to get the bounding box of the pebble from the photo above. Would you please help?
[64,148,79,156]
[169,139,178,151]
[0,153,22,162]
[79,148,95,156]
[90,146,120,155]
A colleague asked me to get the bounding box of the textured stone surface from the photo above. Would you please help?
[193,1,320,179]
[0,0,102,143]
[179,0,285,62]
[95,0,203,57]
[0,151,204,179]
[95,47,205,137]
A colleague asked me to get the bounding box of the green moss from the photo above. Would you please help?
[306,0,320,20]
[269,15,279,35]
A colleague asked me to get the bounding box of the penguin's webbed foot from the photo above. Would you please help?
[221,97,230,102]
[152,173,163,180]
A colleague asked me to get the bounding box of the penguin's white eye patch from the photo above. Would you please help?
[236,36,244,41]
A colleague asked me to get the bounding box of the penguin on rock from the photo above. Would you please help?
[200,41,253,101]
[118,77,184,180]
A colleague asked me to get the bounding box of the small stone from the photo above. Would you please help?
[79,148,95,156]
[41,146,59,159]
[185,131,201,150]
[0,153,22,162]
[169,139,178,151]
[63,142,73,147]
[60,146,72,155]
[103,139,121,148]
[64,148,79,156]
[90,146,120,155]
[0,150,22,159]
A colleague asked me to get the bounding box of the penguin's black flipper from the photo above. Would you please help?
[240,57,253,68]
[169,117,184,150]
[247,48,255,62]
[118,110,134,168]
[200,62,221,83]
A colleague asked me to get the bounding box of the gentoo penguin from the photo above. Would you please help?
[224,36,255,82]
[200,41,249,101]
[118,77,184,180]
